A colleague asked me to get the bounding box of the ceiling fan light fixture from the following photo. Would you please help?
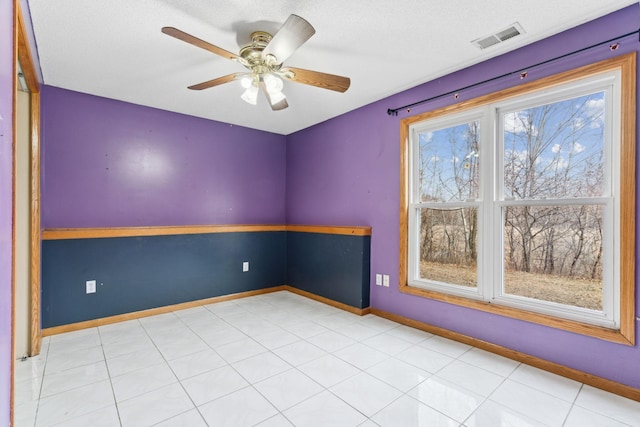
[263,73,284,94]
[241,84,259,105]
[240,75,254,89]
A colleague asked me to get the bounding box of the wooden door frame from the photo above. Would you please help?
[15,0,41,356]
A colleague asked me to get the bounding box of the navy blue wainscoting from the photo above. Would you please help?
[286,231,371,309]
[41,231,286,328]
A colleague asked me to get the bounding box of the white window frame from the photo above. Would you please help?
[408,109,486,301]
[407,70,622,329]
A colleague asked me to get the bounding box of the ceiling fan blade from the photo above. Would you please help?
[162,27,246,65]
[281,67,350,93]
[188,73,244,90]
[269,96,289,111]
[259,82,289,111]
[262,15,315,65]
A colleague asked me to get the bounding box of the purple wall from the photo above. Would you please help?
[0,0,13,423]
[287,5,640,389]
[41,86,287,228]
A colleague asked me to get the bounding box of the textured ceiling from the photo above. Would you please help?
[28,0,635,135]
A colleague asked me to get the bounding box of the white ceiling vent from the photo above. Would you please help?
[472,22,525,50]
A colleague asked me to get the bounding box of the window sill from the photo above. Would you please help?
[399,282,634,346]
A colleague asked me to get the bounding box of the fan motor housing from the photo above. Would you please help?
[239,31,281,74]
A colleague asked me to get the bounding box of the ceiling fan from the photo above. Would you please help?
[162,14,350,111]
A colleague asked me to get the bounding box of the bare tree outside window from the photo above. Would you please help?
[417,120,479,288]
[501,92,605,310]
[417,92,606,310]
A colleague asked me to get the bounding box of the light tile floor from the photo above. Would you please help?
[13,291,640,426]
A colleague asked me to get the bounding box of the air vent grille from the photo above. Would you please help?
[472,22,524,50]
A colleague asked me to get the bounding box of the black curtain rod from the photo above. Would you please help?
[387,29,640,116]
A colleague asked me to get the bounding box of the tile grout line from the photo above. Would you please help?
[201,296,371,425]
[97,324,124,427]
[29,337,49,427]
[561,383,585,427]
[138,312,208,426]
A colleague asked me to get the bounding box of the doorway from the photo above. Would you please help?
[14,1,41,358]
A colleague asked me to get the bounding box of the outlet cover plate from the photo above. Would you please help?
[86,280,96,294]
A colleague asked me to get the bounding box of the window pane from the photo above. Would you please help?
[418,120,480,202]
[419,207,478,288]
[502,205,603,311]
[503,92,605,200]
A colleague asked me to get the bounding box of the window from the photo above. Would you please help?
[400,53,635,344]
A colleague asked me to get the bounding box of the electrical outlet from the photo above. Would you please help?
[86,280,96,294]
[375,274,382,286]
[383,275,390,287]
[243,261,249,272]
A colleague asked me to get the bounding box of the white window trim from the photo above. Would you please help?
[408,109,486,301]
